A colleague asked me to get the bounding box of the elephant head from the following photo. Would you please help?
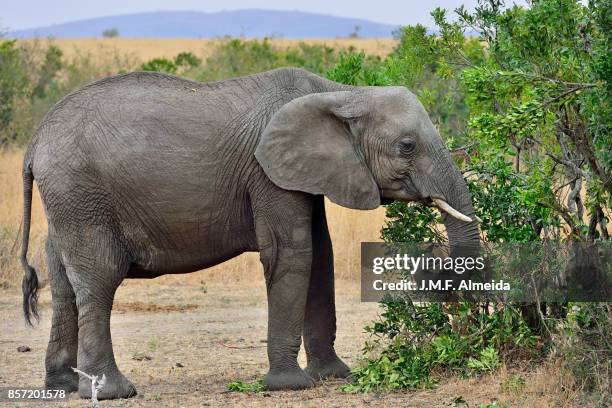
[255,87,479,259]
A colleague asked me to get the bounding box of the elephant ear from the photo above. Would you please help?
[255,91,380,210]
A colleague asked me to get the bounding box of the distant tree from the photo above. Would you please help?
[174,52,201,68]
[349,25,361,38]
[0,41,29,136]
[32,45,63,99]
[140,57,177,74]
[102,28,119,38]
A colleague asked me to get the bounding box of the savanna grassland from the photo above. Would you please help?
[1,1,610,406]
[37,37,397,61]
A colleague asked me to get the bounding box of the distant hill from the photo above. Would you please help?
[8,10,397,39]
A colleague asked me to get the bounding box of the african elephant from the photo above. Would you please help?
[20,67,479,399]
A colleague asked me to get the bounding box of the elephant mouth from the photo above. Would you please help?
[381,193,473,224]
[380,179,473,223]
[400,177,473,223]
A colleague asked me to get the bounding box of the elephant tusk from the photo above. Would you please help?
[432,198,472,223]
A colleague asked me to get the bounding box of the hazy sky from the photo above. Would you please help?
[1,0,528,30]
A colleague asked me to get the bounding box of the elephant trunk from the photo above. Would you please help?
[429,142,480,265]
[442,193,480,262]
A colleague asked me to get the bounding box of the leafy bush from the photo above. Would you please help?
[501,374,526,395]
[559,303,611,405]
[198,38,280,80]
[227,379,266,393]
[140,52,203,75]
[32,45,63,99]
[0,40,136,146]
[466,156,559,243]
[333,0,610,400]
[326,51,388,86]
[195,38,340,81]
[342,299,539,393]
[0,37,344,146]
[381,202,442,243]
[0,40,29,140]
[467,346,500,373]
[140,57,177,74]
[174,52,201,68]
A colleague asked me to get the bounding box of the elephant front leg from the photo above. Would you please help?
[261,247,315,390]
[303,197,351,380]
[254,194,315,391]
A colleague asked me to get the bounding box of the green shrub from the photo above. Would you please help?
[559,303,611,405]
[478,403,506,408]
[140,52,202,75]
[334,1,609,401]
[467,346,501,373]
[501,374,525,395]
[380,202,442,243]
[194,38,340,82]
[140,57,177,74]
[198,38,279,80]
[0,40,29,143]
[32,45,63,99]
[326,51,388,86]
[284,42,337,75]
[1,38,343,146]
[342,299,539,393]
[227,379,266,393]
[1,41,136,146]
[328,0,610,395]
[174,52,201,68]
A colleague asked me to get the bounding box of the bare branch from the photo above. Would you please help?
[451,142,479,152]
[72,367,106,408]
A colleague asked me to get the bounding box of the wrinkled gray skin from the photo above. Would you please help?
[20,68,479,399]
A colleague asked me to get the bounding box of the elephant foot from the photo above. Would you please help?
[78,369,137,400]
[264,367,315,390]
[45,371,79,393]
[306,356,351,380]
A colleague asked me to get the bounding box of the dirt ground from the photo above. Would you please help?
[0,274,573,408]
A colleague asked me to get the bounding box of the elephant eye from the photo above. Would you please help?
[398,139,416,156]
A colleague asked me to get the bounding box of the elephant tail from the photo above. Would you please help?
[21,159,39,326]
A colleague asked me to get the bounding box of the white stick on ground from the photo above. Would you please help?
[72,367,106,408]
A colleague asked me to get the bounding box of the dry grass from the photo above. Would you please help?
[25,38,397,63]
[0,279,582,407]
[0,148,386,286]
[0,148,48,287]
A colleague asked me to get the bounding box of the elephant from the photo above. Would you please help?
[19,67,479,399]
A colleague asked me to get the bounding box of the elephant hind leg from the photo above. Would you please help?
[45,236,78,392]
[61,226,137,400]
